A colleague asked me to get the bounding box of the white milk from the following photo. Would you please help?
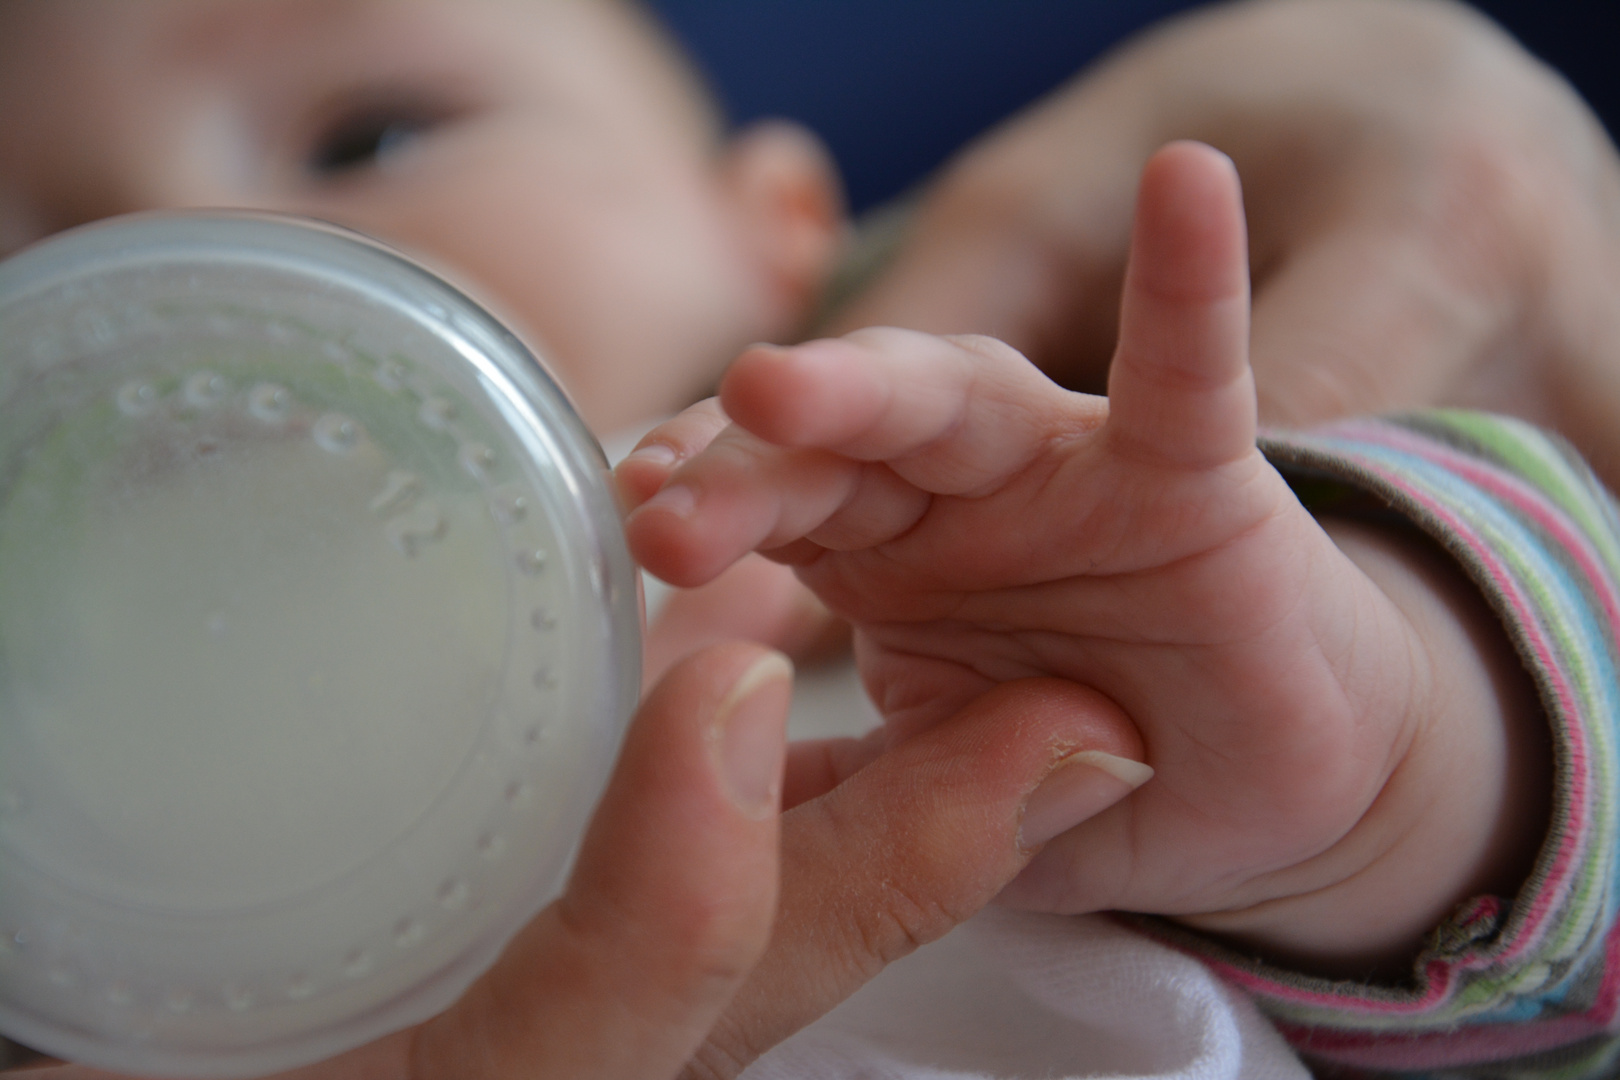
[0,423,508,914]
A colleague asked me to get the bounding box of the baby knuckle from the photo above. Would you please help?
[944,332,1028,368]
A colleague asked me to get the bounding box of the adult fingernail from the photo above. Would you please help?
[712,652,794,818]
[1020,751,1153,848]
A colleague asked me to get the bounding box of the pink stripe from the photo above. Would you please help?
[1282,929,1620,1069]
[1279,1012,1613,1071]
[1313,425,1611,932]
[1339,420,1620,650]
[1584,912,1620,1029]
[1210,424,1610,1017]
[1302,449,1593,967]
[1326,423,1615,955]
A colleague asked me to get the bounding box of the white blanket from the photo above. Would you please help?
[750,908,1309,1080]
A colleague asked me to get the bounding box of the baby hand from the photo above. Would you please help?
[620,143,1540,975]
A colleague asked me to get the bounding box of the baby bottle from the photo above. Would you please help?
[0,213,640,1076]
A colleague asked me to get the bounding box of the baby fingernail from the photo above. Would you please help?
[625,442,677,469]
[1020,751,1153,848]
[713,651,794,818]
[640,482,696,519]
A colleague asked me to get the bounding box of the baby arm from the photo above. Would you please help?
[618,143,1550,977]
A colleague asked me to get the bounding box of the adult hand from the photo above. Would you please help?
[830,0,1620,484]
[6,646,1143,1080]
[5,644,794,1080]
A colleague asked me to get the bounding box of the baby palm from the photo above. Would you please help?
[624,143,1426,929]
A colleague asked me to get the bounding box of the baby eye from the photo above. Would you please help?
[306,107,445,177]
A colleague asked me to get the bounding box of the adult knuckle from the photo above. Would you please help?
[852,875,958,964]
[652,891,767,989]
[683,1022,758,1080]
[555,891,761,1022]
[814,795,972,972]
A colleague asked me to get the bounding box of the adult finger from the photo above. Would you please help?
[687,679,1150,1080]
[1248,220,1512,427]
[411,644,793,1080]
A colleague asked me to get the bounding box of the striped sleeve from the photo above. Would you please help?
[1142,411,1620,1079]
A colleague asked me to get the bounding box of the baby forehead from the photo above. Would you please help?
[0,1,561,72]
[0,0,716,136]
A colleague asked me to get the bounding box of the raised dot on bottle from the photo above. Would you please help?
[374,361,406,393]
[530,606,556,631]
[478,833,507,861]
[385,502,447,557]
[116,381,160,417]
[46,965,77,989]
[163,988,196,1014]
[75,309,113,346]
[393,918,425,949]
[313,413,361,454]
[183,370,229,409]
[437,878,470,910]
[265,321,294,344]
[459,442,496,482]
[516,548,547,575]
[369,470,422,516]
[524,723,545,748]
[105,982,135,1006]
[490,489,529,525]
[343,950,373,979]
[248,382,292,422]
[286,975,315,1000]
[533,667,558,691]
[504,781,532,808]
[224,984,255,1013]
[322,341,353,364]
[419,396,456,431]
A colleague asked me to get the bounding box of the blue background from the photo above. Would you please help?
[646,1,1617,214]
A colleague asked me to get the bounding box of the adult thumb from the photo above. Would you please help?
[413,643,793,1080]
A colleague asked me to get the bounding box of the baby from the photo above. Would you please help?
[3,1,1620,1076]
[0,0,846,438]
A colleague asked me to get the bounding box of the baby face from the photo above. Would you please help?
[0,0,838,434]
